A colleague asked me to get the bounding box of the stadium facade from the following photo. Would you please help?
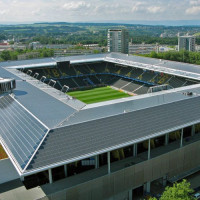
[0,52,200,200]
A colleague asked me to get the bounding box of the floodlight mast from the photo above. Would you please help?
[48,79,56,88]
[61,85,69,93]
[33,73,39,79]
[39,76,46,83]
[27,70,32,76]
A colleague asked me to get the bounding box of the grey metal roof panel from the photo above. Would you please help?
[0,58,55,68]
[55,53,107,62]
[13,80,76,129]
[26,96,200,172]
[0,95,48,171]
[0,65,77,128]
[59,84,200,127]
[107,53,200,76]
[0,67,22,80]
[160,61,200,75]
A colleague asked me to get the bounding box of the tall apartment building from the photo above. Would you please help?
[178,35,196,52]
[107,29,129,54]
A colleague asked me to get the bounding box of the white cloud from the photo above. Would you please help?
[0,9,9,15]
[186,6,200,14]
[131,2,145,12]
[62,1,91,11]
[147,6,164,14]
[0,0,199,22]
[190,0,200,5]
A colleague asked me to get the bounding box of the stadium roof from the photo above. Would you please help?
[1,53,200,176]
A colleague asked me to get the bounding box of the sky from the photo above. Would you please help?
[0,0,200,23]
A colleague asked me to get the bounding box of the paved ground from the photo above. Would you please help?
[0,179,46,200]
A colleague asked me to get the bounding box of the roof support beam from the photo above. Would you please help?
[64,165,67,177]
[48,168,53,184]
[148,139,151,160]
[107,152,111,174]
[133,143,137,157]
[165,133,169,146]
[95,155,99,169]
[180,128,184,148]
[191,125,195,136]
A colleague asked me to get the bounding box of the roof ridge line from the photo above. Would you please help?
[23,129,50,173]
[9,94,51,173]
[9,94,49,130]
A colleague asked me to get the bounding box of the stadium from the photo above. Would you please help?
[0,52,200,200]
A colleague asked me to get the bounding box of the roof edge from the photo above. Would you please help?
[23,119,200,176]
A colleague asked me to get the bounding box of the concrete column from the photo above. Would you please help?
[163,175,167,187]
[95,155,99,169]
[107,152,111,174]
[148,139,151,160]
[129,189,132,200]
[48,168,53,184]
[191,125,195,136]
[144,182,151,193]
[64,164,67,177]
[133,143,137,157]
[180,128,183,148]
[165,133,169,146]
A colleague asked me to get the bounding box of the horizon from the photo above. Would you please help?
[1,19,200,27]
[0,0,200,25]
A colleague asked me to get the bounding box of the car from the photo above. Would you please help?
[193,192,200,199]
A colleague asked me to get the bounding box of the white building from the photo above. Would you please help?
[129,43,159,54]
[107,29,129,54]
[178,35,196,52]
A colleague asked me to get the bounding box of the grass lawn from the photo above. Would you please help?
[68,86,130,104]
[0,145,8,160]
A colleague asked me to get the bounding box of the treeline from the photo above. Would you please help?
[0,48,54,61]
[130,36,178,45]
[30,31,107,46]
[142,50,200,65]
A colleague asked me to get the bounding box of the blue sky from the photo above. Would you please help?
[0,0,200,22]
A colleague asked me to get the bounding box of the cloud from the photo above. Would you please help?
[147,6,164,14]
[190,0,200,5]
[0,9,9,15]
[62,1,91,11]
[131,2,146,12]
[0,0,199,22]
[186,6,200,14]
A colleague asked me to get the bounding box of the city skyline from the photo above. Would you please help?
[0,0,200,23]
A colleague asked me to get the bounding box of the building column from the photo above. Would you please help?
[163,175,167,187]
[144,182,151,193]
[64,164,67,177]
[191,125,195,136]
[95,155,99,169]
[148,139,151,160]
[180,128,183,148]
[107,152,111,174]
[133,143,137,157]
[48,168,53,184]
[165,133,169,146]
[128,189,132,200]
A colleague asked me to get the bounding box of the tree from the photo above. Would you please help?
[150,179,194,200]
[0,50,11,61]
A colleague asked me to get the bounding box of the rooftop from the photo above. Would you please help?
[1,52,200,176]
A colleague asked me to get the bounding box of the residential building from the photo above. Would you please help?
[108,29,129,54]
[178,35,196,52]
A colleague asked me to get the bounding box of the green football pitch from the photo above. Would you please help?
[68,87,131,104]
